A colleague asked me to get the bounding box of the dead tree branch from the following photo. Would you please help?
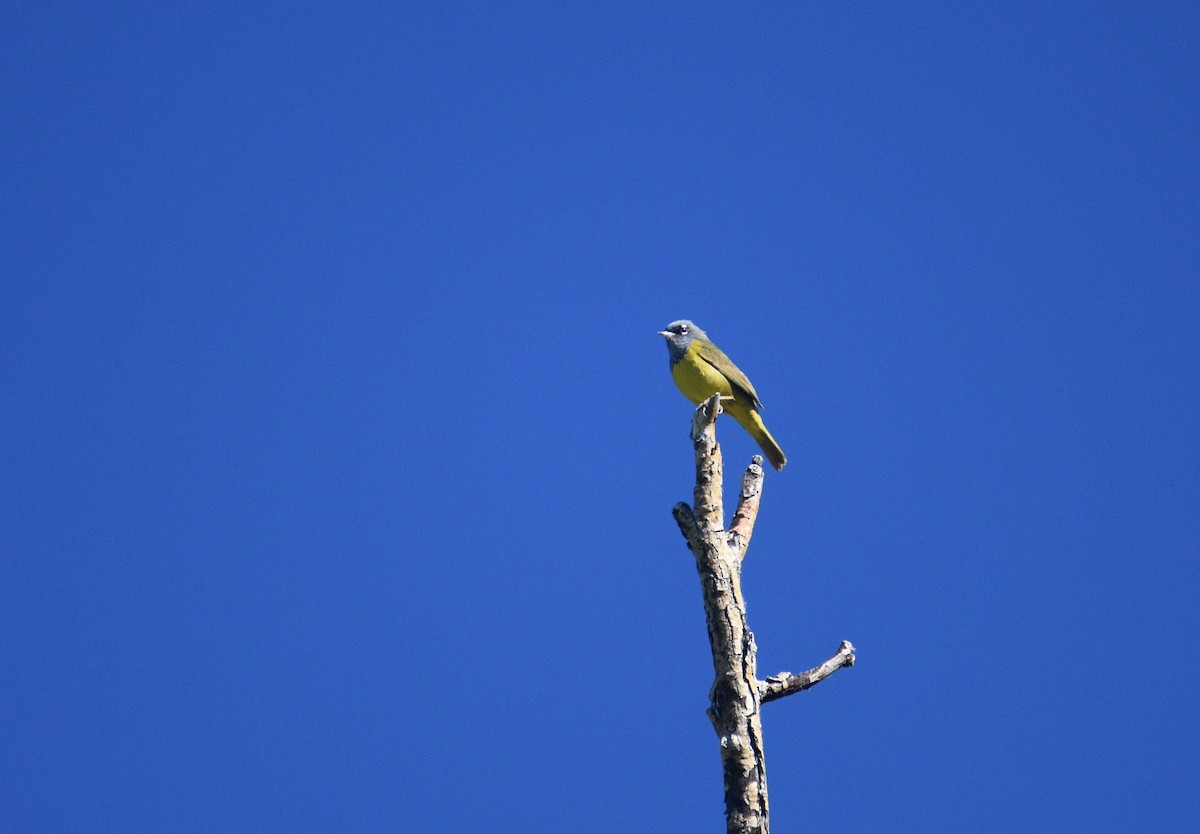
[671,395,855,834]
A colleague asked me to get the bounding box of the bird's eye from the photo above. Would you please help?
[678,324,689,333]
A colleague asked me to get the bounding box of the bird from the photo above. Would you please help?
[658,320,787,471]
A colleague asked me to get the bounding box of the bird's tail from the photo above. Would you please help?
[737,407,787,471]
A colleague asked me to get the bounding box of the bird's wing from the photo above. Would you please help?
[693,339,764,410]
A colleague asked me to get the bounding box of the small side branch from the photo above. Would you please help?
[760,641,857,703]
[672,502,698,548]
[726,457,764,561]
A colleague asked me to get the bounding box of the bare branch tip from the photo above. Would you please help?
[672,502,695,524]
[671,502,698,542]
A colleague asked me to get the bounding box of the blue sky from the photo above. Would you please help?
[3,2,1198,831]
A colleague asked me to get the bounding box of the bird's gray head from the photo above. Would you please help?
[658,320,709,365]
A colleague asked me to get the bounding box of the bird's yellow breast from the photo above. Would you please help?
[671,341,734,405]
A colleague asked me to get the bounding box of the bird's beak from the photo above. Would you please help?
[657,330,671,338]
